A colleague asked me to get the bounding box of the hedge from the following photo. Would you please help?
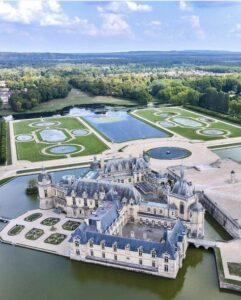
[184,105,241,126]
[0,120,7,164]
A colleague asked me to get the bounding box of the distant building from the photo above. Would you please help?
[38,154,205,278]
[0,80,11,108]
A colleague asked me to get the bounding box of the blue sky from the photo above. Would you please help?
[1,1,241,52]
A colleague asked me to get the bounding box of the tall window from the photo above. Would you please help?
[180,202,184,214]
[89,239,93,248]
[164,265,169,272]
[90,250,94,256]
[139,259,142,265]
[138,247,143,257]
[101,241,105,250]
[151,250,156,258]
[152,261,156,268]
[44,190,48,197]
[102,252,105,259]
[114,254,117,261]
[164,256,169,263]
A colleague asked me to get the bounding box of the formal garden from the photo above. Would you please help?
[41,217,60,226]
[44,233,67,245]
[62,220,80,231]
[25,228,44,240]
[13,116,108,162]
[24,213,43,222]
[8,224,25,236]
[133,107,241,141]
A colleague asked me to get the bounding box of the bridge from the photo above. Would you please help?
[188,238,219,249]
[0,216,11,223]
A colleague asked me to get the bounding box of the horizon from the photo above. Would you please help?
[1,1,241,52]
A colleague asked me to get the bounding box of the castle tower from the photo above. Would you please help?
[38,169,54,210]
[190,193,205,238]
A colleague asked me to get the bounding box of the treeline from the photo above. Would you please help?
[8,77,71,112]
[0,121,7,164]
[70,76,152,104]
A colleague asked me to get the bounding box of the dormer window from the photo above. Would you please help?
[125,244,130,251]
[101,240,105,250]
[164,256,169,263]
[89,239,93,248]
[151,249,156,258]
[113,242,117,252]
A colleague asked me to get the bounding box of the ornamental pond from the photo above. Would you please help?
[0,168,240,300]
[70,109,169,142]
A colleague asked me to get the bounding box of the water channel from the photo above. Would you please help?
[0,168,240,300]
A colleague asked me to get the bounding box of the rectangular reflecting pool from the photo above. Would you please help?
[213,146,241,162]
[82,110,169,142]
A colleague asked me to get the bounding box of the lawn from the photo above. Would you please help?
[24,213,43,222]
[8,225,25,236]
[25,228,44,240]
[228,263,241,277]
[45,233,67,245]
[62,220,80,231]
[13,116,108,162]
[41,217,60,226]
[133,107,241,141]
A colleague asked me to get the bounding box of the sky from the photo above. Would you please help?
[1,0,241,53]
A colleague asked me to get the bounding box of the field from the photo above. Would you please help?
[133,107,241,141]
[0,89,136,116]
[13,116,108,162]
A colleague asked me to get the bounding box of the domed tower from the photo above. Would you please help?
[38,169,54,210]
[189,194,205,238]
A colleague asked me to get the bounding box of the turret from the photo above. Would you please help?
[38,169,54,209]
[189,193,205,238]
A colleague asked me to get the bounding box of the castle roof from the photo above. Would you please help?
[38,171,52,183]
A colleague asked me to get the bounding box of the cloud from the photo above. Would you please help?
[231,23,241,38]
[100,13,132,36]
[144,20,162,38]
[182,15,205,39]
[0,0,98,36]
[97,1,152,13]
[179,0,192,12]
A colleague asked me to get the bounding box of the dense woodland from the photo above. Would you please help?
[1,51,241,117]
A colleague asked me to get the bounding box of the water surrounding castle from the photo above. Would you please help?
[38,154,204,278]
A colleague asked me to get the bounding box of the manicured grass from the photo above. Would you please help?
[24,213,43,222]
[215,248,241,287]
[208,143,241,150]
[13,116,108,162]
[62,220,80,231]
[8,224,25,236]
[134,107,241,141]
[25,228,44,240]
[0,176,14,186]
[41,217,60,226]
[228,263,241,277]
[45,233,67,245]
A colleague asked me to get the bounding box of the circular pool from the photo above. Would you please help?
[172,117,202,128]
[201,129,226,136]
[30,121,60,128]
[72,129,90,136]
[15,134,33,142]
[49,145,78,154]
[158,121,175,128]
[147,147,191,160]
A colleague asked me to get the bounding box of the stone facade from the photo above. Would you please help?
[37,155,205,278]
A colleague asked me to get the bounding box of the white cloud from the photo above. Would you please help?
[182,15,205,39]
[231,23,241,38]
[0,0,98,36]
[97,1,152,13]
[179,0,192,12]
[126,2,152,12]
[150,20,162,27]
[100,13,131,36]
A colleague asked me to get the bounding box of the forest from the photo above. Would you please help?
[1,52,241,117]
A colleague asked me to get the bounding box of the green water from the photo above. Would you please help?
[213,146,241,162]
[0,170,240,300]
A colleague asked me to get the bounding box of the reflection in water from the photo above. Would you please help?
[0,169,240,300]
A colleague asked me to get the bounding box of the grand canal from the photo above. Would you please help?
[0,169,240,300]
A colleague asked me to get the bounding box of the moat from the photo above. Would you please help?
[0,168,240,300]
